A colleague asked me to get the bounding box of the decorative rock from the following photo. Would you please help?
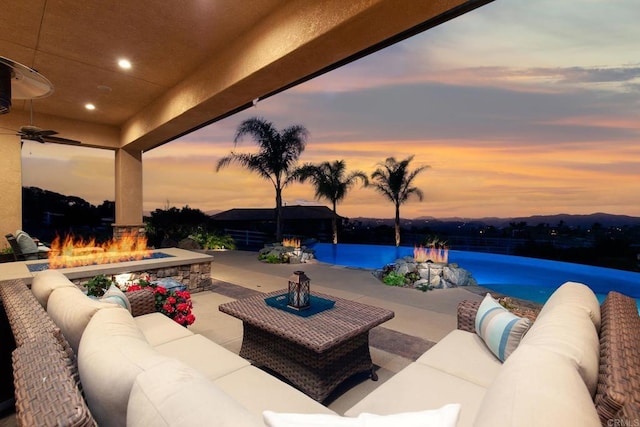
[381,256,476,290]
[430,274,442,288]
[396,263,411,276]
[258,243,315,264]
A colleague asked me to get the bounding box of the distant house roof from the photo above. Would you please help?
[211,205,341,221]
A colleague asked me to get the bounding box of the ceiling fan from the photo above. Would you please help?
[0,56,81,146]
[0,100,82,146]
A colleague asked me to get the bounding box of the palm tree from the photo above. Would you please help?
[216,117,309,241]
[370,155,429,246]
[296,160,368,244]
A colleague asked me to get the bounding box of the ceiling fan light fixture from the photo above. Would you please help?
[0,63,10,114]
[0,57,54,115]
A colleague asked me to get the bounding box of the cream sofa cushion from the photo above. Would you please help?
[15,230,39,254]
[127,358,263,427]
[344,363,485,427]
[79,308,172,427]
[215,365,335,418]
[155,334,250,380]
[416,329,503,387]
[31,269,76,309]
[47,285,121,352]
[474,343,600,427]
[521,303,600,396]
[538,281,601,332]
[134,312,193,346]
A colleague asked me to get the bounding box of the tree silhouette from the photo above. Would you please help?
[216,117,309,241]
[370,155,429,246]
[295,160,368,243]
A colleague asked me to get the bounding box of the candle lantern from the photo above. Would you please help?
[287,270,310,310]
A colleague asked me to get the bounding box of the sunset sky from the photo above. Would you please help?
[21,0,640,220]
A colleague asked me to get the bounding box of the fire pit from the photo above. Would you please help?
[47,232,153,269]
[26,251,175,273]
[0,241,214,293]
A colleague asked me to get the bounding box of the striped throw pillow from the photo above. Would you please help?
[101,284,132,312]
[475,293,531,362]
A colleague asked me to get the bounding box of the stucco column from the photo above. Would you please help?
[114,147,145,239]
[0,136,22,249]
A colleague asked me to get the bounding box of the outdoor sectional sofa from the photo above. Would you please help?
[345,282,640,426]
[0,269,639,426]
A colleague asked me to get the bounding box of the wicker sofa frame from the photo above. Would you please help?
[0,279,156,427]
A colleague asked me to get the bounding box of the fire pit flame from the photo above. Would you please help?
[282,238,301,249]
[414,244,449,264]
[48,232,152,269]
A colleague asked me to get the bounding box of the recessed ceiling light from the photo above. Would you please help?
[118,59,132,70]
[85,103,96,110]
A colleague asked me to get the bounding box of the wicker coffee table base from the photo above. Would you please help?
[239,323,376,402]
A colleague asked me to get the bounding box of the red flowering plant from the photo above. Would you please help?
[118,273,196,327]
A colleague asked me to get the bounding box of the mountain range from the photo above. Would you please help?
[349,212,640,228]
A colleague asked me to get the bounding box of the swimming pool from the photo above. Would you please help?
[310,243,640,305]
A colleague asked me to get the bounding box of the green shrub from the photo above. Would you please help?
[383,272,406,287]
[415,283,432,292]
[86,274,113,297]
[190,231,236,250]
[265,254,283,264]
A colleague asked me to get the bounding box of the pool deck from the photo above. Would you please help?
[189,249,485,413]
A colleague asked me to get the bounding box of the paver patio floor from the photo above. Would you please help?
[190,250,484,413]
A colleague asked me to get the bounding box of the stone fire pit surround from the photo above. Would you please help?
[18,248,214,294]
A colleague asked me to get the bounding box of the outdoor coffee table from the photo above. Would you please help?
[219,289,394,402]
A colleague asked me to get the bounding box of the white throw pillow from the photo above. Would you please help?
[475,293,531,362]
[263,404,461,427]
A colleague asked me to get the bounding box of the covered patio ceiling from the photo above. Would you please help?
[0,0,492,152]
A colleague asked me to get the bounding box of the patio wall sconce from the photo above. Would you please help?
[288,270,310,310]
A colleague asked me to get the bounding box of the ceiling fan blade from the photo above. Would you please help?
[20,134,45,143]
[37,129,58,137]
[41,135,82,146]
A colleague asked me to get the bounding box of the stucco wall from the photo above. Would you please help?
[0,135,22,250]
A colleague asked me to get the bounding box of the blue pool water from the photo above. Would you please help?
[311,243,640,305]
